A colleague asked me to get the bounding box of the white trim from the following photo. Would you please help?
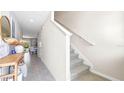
[51,20,72,36]
[66,35,71,81]
[72,32,96,46]
[50,11,72,80]
[50,12,72,36]
[90,69,120,81]
[53,12,95,46]
[39,57,57,81]
[71,43,94,69]
[51,11,54,21]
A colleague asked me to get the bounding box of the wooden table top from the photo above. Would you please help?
[0,53,23,67]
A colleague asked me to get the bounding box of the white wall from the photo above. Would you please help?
[55,12,124,46]
[37,31,42,58]
[37,19,67,80]
[0,11,10,17]
[55,11,124,80]
[15,21,22,39]
[10,12,22,39]
[0,15,1,39]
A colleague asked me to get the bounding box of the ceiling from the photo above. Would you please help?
[11,11,50,38]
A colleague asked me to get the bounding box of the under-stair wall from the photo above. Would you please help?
[37,13,72,81]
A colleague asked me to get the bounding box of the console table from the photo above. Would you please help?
[0,53,23,81]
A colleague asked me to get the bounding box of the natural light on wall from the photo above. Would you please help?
[102,24,124,46]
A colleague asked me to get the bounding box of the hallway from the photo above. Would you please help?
[24,54,55,81]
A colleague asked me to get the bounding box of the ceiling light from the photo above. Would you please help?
[30,19,34,23]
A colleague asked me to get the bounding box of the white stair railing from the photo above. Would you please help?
[51,11,95,80]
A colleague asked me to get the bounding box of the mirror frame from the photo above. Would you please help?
[0,16,2,39]
[0,16,21,45]
[1,16,11,39]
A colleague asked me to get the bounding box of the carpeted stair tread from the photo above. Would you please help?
[71,64,89,78]
[70,53,79,59]
[71,58,83,66]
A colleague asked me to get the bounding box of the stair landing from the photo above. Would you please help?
[72,71,109,81]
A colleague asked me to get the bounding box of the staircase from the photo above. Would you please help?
[70,47,90,80]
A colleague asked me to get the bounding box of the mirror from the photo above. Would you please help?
[1,16,11,38]
[0,16,20,45]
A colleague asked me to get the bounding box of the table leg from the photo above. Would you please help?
[14,64,18,81]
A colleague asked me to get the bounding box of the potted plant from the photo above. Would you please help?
[23,42,29,53]
[23,42,30,65]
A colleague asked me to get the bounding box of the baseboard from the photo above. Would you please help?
[71,43,94,69]
[38,56,56,81]
[90,69,120,81]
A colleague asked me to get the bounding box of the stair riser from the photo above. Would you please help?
[70,49,74,53]
[71,67,89,77]
[70,49,74,52]
[70,55,79,60]
[71,58,84,64]
[70,47,91,81]
[71,61,83,69]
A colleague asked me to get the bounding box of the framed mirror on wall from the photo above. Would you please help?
[1,16,11,38]
[0,16,20,45]
[0,16,1,39]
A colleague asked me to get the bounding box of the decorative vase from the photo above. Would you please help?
[24,49,30,65]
